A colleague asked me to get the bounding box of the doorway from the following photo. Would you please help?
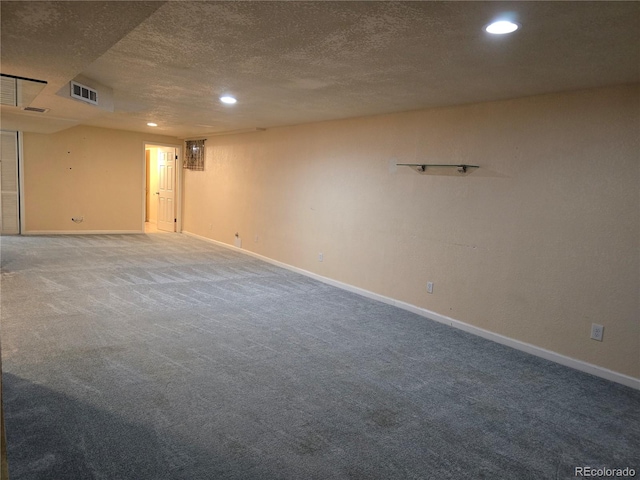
[144,143,181,233]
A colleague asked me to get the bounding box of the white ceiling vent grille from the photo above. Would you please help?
[70,81,98,105]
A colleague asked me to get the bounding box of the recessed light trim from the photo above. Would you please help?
[220,96,237,105]
[147,122,158,127]
[485,20,519,35]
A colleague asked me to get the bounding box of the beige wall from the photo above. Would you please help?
[183,84,639,378]
[23,126,179,232]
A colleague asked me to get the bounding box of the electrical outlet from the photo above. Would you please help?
[427,282,434,294]
[318,252,323,262]
[254,235,259,243]
[591,323,604,342]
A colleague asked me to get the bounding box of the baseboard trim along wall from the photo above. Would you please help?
[23,230,143,235]
[183,231,640,390]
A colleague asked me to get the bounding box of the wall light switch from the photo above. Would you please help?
[318,252,323,262]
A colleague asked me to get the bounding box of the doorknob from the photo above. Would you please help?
[155,192,159,195]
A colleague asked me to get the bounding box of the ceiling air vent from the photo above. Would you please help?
[70,80,98,105]
[21,106,50,113]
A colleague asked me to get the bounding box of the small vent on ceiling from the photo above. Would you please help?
[70,80,98,105]
[22,106,49,113]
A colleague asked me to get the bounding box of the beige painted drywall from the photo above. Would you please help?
[23,126,179,232]
[183,84,640,378]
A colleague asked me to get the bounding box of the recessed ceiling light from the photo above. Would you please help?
[485,20,519,35]
[147,122,157,127]
[220,96,237,105]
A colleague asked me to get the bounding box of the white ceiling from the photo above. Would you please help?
[1,1,639,138]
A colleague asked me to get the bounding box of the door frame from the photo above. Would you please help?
[18,131,25,234]
[142,141,182,233]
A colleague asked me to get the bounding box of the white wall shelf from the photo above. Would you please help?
[397,163,479,174]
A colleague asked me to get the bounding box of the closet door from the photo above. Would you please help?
[0,131,20,235]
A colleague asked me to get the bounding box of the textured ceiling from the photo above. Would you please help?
[1,1,639,137]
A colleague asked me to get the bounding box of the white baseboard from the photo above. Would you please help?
[183,231,639,390]
[23,230,143,235]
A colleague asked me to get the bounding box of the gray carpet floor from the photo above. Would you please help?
[1,233,638,480]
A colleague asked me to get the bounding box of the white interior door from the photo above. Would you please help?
[157,148,175,232]
[0,131,20,235]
